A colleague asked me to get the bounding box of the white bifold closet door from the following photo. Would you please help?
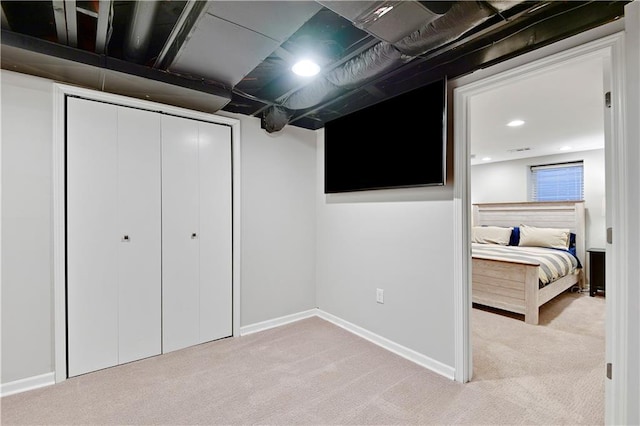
[67,97,162,377]
[161,115,232,353]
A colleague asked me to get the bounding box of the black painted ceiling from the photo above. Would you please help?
[0,1,629,132]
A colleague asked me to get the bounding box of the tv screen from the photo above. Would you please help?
[324,78,446,193]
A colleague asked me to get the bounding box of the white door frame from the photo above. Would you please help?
[452,23,628,424]
[52,84,242,383]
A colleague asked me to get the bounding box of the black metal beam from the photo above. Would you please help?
[0,29,231,98]
[1,29,102,66]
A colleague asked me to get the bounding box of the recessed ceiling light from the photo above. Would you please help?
[559,146,572,151]
[482,157,492,161]
[292,59,320,77]
[507,119,525,127]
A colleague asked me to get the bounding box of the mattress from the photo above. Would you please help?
[471,243,580,286]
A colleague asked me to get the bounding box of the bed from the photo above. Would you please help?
[471,201,585,325]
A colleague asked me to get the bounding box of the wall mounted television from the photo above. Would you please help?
[324,77,447,193]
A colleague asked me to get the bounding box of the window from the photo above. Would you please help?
[530,161,584,201]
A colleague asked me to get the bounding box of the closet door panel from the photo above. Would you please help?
[67,98,119,377]
[198,122,233,342]
[117,107,162,363]
[162,115,200,352]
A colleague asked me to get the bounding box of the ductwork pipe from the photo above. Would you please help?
[280,42,407,111]
[265,42,408,131]
[124,1,160,64]
[263,0,522,132]
[262,106,295,134]
[326,42,409,89]
[394,1,494,56]
[280,78,342,111]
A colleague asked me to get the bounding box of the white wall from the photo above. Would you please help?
[0,70,318,385]
[1,71,54,384]
[234,113,317,326]
[315,130,456,369]
[471,149,606,249]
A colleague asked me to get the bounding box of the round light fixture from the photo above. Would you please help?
[507,119,525,127]
[292,59,320,77]
[482,157,492,161]
[559,146,572,151]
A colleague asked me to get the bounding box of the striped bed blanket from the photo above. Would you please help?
[472,243,580,286]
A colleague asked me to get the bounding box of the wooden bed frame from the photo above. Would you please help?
[472,201,585,325]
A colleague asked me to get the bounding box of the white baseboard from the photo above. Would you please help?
[241,307,455,380]
[239,308,318,336]
[316,309,456,380]
[1,372,55,397]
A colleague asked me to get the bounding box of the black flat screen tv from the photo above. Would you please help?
[324,77,446,193]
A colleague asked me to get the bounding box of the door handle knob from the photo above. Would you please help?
[122,235,130,242]
[191,233,197,239]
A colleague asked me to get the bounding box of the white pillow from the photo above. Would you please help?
[472,226,513,245]
[518,224,570,249]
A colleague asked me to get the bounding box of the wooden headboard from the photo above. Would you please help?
[472,201,586,266]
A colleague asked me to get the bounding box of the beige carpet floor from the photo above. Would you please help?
[1,292,605,425]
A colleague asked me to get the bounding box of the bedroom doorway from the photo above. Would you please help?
[467,54,607,421]
[452,26,627,424]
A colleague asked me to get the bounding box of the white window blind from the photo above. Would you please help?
[530,161,584,201]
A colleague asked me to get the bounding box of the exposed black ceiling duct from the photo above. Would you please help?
[261,0,517,133]
[326,42,409,90]
[261,105,295,134]
[394,1,495,56]
[320,0,445,44]
[282,42,407,111]
[1,0,627,133]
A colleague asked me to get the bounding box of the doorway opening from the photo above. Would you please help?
[452,29,626,424]
[467,54,607,423]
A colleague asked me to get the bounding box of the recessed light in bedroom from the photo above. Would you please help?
[482,157,491,161]
[507,119,525,127]
[560,146,572,151]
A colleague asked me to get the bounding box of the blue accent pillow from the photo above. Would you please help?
[509,227,520,246]
[564,234,581,267]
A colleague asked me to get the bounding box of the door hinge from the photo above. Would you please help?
[605,92,612,108]
[606,362,612,380]
[607,227,613,244]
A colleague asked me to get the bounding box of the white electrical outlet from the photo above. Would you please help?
[376,288,384,304]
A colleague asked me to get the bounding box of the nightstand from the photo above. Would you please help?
[587,248,606,297]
